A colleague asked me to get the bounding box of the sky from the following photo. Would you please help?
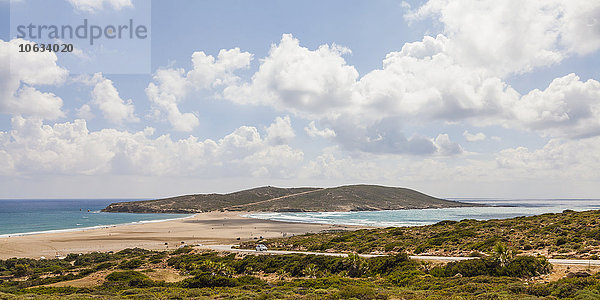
[1,0,599,199]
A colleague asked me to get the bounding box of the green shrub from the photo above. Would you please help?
[94,261,116,271]
[21,286,84,295]
[332,285,385,300]
[119,259,144,270]
[73,252,111,266]
[172,246,194,255]
[414,244,430,254]
[504,256,551,278]
[367,253,410,275]
[430,256,550,278]
[179,272,237,288]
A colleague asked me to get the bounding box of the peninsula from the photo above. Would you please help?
[101,184,480,213]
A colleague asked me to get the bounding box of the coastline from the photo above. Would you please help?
[0,211,369,259]
[0,214,197,238]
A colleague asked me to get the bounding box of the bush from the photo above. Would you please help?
[94,261,116,271]
[367,253,410,275]
[172,246,194,255]
[431,257,499,277]
[414,244,430,254]
[179,272,237,288]
[332,285,386,300]
[12,264,31,277]
[74,252,111,266]
[20,286,84,295]
[430,256,551,278]
[116,248,152,257]
[119,258,144,270]
[504,256,551,278]
[556,237,568,246]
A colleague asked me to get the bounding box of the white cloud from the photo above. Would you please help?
[495,138,600,180]
[0,39,68,120]
[404,0,600,76]
[434,134,463,156]
[66,0,133,13]
[222,34,508,154]
[76,104,94,120]
[299,137,600,185]
[243,145,304,178]
[354,35,520,123]
[514,74,600,138]
[463,130,486,142]
[223,34,358,118]
[265,116,295,145]
[145,68,199,132]
[0,116,303,178]
[220,33,600,150]
[146,48,252,132]
[304,121,336,138]
[188,48,254,88]
[88,73,140,124]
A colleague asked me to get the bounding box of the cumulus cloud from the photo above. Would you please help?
[219,32,600,149]
[145,68,198,132]
[299,137,600,185]
[0,116,303,178]
[514,74,600,138]
[85,73,140,124]
[0,39,68,120]
[495,138,600,180]
[265,116,295,145]
[220,34,502,154]
[304,121,336,138]
[66,0,133,13]
[463,130,486,142]
[188,48,254,88]
[146,48,252,131]
[76,104,94,120]
[223,34,358,118]
[404,0,600,76]
[434,134,463,156]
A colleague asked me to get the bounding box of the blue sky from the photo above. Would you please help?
[1,0,599,199]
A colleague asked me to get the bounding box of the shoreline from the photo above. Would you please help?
[0,214,197,238]
[0,211,369,259]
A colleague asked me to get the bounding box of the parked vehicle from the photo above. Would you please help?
[256,244,268,251]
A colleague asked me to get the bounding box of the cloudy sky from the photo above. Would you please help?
[1,0,599,199]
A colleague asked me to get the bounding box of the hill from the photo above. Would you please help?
[102,185,478,213]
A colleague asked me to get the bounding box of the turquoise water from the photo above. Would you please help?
[245,199,600,227]
[3,198,600,236]
[0,199,192,236]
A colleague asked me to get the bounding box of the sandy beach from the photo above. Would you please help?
[0,212,364,259]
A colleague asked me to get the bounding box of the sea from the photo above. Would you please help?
[245,198,600,227]
[0,199,192,237]
[2,198,600,236]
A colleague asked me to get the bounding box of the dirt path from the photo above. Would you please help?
[203,245,600,266]
[226,189,324,210]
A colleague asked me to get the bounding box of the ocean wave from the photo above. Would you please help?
[244,203,600,227]
[0,214,196,238]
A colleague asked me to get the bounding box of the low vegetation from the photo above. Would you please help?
[241,209,600,259]
[0,243,598,299]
